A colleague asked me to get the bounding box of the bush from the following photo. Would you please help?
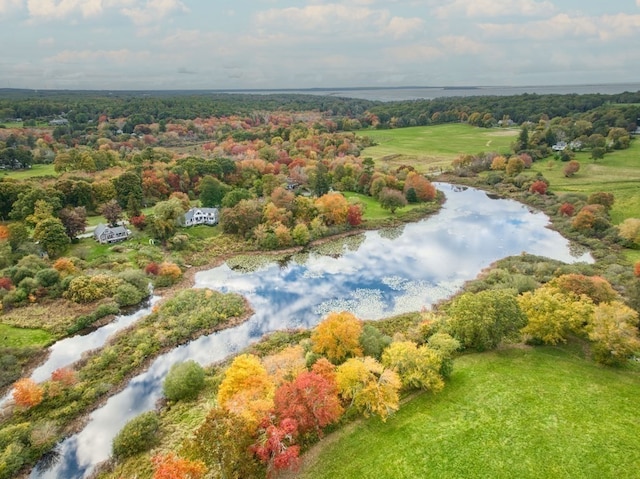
[64,274,122,303]
[112,411,160,460]
[35,268,60,288]
[163,360,206,402]
[114,282,146,307]
[117,269,150,294]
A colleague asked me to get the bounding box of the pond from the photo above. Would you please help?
[31,184,592,478]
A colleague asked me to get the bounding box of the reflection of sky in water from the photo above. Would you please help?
[0,296,161,409]
[31,183,592,479]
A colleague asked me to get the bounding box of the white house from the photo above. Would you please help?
[93,223,131,244]
[182,207,219,227]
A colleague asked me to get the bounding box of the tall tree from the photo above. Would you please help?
[113,171,144,209]
[59,206,88,240]
[33,217,69,258]
[311,311,363,364]
[99,199,123,227]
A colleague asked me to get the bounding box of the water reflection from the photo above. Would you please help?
[0,296,160,409]
[31,183,592,479]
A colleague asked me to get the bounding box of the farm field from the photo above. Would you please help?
[299,346,640,479]
[359,124,517,172]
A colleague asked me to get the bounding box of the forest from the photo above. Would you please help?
[0,89,639,479]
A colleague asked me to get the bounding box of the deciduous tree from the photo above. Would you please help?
[335,356,400,421]
[99,199,123,227]
[274,371,343,436]
[563,160,580,177]
[252,417,300,478]
[151,452,206,479]
[378,187,407,214]
[12,378,44,408]
[311,311,363,364]
[587,301,640,366]
[217,354,275,427]
[381,341,444,393]
[403,172,436,202]
[33,217,69,258]
[315,192,349,226]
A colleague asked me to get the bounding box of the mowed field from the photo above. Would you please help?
[299,347,640,479]
[529,142,640,225]
[359,124,517,172]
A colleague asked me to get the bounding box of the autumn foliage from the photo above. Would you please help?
[151,452,206,479]
[559,202,575,217]
[252,417,300,478]
[403,172,436,201]
[635,261,640,278]
[529,180,548,195]
[311,311,363,364]
[274,371,343,436]
[13,378,44,409]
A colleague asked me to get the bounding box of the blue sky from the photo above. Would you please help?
[1,0,640,90]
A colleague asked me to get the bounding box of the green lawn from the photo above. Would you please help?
[0,323,53,348]
[359,124,517,172]
[343,192,424,220]
[300,347,640,479]
[1,164,58,179]
[530,142,640,224]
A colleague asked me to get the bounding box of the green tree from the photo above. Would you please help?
[113,171,143,209]
[148,197,186,243]
[378,187,407,214]
[163,360,206,401]
[112,411,160,460]
[445,289,526,351]
[199,175,229,207]
[33,217,69,258]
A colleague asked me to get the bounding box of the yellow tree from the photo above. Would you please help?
[335,357,400,421]
[217,354,275,428]
[262,345,307,387]
[381,341,444,393]
[518,285,594,344]
[311,311,363,364]
[315,192,349,226]
[587,301,640,366]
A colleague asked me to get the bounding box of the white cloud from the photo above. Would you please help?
[27,0,105,19]
[37,36,55,46]
[121,0,188,25]
[435,0,556,18]
[45,48,151,65]
[383,44,442,63]
[480,13,640,41]
[0,0,22,15]
[255,4,422,39]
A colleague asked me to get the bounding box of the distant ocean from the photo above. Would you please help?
[220,83,640,102]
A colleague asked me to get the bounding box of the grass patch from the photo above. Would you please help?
[0,164,58,179]
[343,192,427,221]
[0,324,53,348]
[359,124,517,172]
[183,225,222,240]
[300,346,640,479]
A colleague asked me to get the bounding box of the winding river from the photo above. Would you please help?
[31,184,592,478]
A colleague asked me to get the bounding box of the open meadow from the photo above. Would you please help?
[299,346,640,479]
[359,124,517,172]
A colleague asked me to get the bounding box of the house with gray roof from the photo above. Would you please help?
[182,207,219,227]
[93,223,131,244]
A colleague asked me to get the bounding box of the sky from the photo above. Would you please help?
[1,0,640,90]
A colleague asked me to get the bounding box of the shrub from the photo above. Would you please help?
[35,268,60,288]
[635,261,640,278]
[506,156,525,176]
[64,274,122,303]
[118,269,150,294]
[145,261,160,275]
[163,360,206,402]
[115,282,146,307]
[529,180,548,195]
[617,218,640,246]
[0,277,12,291]
[559,202,575,217]
[112,411,160,460]
[587,192,615,210]
[17,277,37,295]
[563,160,580,177]
[292,223,311,246]
[13,378,44,409]
[587,302,640,366]
[549,274,618,304]
[156,262,182,286]
[53,257,77,276]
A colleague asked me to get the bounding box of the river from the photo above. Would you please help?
[31,184,592,478]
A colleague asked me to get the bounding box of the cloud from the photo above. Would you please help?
[0,0,22,15]
[435,0,556,18]
[37,36,55,46]
[45,48,151,65]
[480,13,640,41]
[383,44,442,63]
[121,0,188,25]
[255,4,422,39]
[26,0,105,19]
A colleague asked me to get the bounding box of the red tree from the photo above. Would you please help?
[274,371,343,436]
[529,180,548,195]
[559,202,575,217]
[634,261,640,278]
[346,204,363,226]
[0,277,12,291]
[252,417,300,477]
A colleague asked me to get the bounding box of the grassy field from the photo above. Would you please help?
[343,192,425,220]
[300,346,640,479]
[0,323,53,348]
[0,164,58,179]
[359,124,517,172]
[530,142,640,224]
